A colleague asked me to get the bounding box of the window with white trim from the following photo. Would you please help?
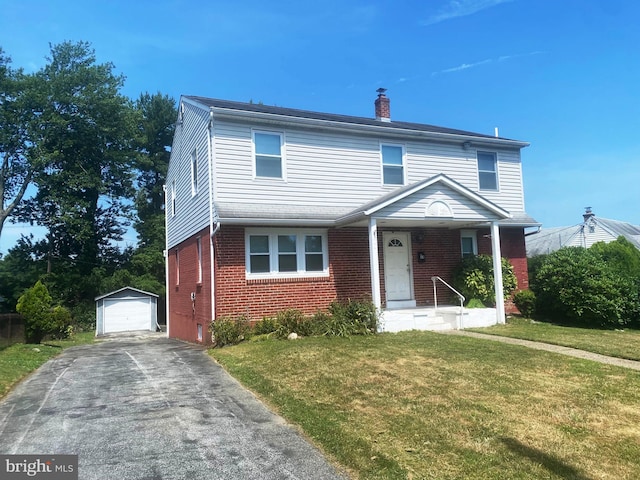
[460,230,478,258]
[175,249,180,285]
[381,144,404,185]
[171,180,176,216]
[246,229,328,277]
[477,151,498,190]
[191,149,198,196]
[253,131,283,178]
[196,237,203,283]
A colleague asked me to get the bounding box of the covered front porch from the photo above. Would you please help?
[337,174,529,331]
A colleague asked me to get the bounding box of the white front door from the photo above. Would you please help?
[383,232,413,302]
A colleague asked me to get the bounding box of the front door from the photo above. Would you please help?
[383,232,413,302]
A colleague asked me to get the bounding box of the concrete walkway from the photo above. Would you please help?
[442,330,640,372]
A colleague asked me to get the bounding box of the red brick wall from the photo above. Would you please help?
[167,227,212,344]
[168,225,530,339]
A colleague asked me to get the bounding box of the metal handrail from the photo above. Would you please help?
[431,276,465,313]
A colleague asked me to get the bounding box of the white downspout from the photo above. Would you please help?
[163,183,170,338]
[208,111,218,329]
[369,217,381,310]
[491,221,506,324]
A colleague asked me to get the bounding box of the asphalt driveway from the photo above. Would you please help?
[0,333,347,480]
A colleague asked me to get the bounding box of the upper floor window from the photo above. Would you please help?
[246,229,328,278]
[171,180,176,217]
[253,131,283,178]
[381,144,404,185]
[460,230,478,258]
[477,152,498,191]
[191,149,198,196]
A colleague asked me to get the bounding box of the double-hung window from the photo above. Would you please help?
[477,151,498,190]
[460,230,478,258]
[246,229,328,277]
[381,144,405,185]
[254,131,283,178]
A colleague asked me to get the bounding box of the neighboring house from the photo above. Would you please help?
[526,208,640,256]
[165,91,539,343]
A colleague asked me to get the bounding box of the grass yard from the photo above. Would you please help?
[211,332,640,480]
[0,332,95,399]
[471,317,640,361]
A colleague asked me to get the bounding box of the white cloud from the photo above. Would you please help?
[422,0,514,25]
[431,51,543,76]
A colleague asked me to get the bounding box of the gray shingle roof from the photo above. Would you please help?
[185,95,525,143]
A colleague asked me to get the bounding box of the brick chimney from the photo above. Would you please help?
[375,88,390,122]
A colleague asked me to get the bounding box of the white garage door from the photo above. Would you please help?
[104,298,151,333]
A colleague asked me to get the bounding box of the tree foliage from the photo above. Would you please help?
[16,280,71,343]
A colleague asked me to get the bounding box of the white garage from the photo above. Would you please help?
[95,287,159,335]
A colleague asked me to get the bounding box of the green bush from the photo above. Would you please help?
[453,255,518,307]
[274,309,313,338]
[210,315,251,347]
[16,280,72,344]
[533,247,638,327]
[252,316,280,335]
[513,289,536,318]
[466,298,486,309]
[325,299,379,336]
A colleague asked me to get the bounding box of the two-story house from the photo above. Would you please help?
[165,91,538,343]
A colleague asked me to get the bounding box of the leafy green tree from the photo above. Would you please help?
[16,280,70,343]
[590,236,640,281]
[133,92,176,250]
[0,48,36,238]
[0,235,48,312]
[14,41,135,306]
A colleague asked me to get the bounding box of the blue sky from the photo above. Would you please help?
[1,0,639,253]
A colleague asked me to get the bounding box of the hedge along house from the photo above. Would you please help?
[95,287,159,335]
[165,91,539,343]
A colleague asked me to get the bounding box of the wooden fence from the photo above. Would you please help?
[0,314,25,348]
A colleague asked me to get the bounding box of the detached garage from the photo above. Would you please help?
[95,287,159,335]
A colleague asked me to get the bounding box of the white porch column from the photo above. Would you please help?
[491,221,506,324]
[368,217,382,310]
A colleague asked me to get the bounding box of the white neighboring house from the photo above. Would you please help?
[526,208,640,256]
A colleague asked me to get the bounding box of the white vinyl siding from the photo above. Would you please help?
[212,121,525,214]
[166,100,211,248]
[381,144,405,185]
[246,229,328,278]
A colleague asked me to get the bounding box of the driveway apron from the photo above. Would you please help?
[0,334,347,480]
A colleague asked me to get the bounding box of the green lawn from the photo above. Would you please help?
[470,317,640,361]
[0,332,95,399]
[211,332,640,480]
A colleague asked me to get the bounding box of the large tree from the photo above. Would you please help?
[0,48,35,238]
[16,41,135,304]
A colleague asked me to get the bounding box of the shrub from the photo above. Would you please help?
[16,280,72,344]
[533,247,637,327]
[513,289,536,318]
[252,316,280,335]
[274,309,313,339]
[466,298,486,309]
[210,315,251,347]
[326,299,379,336]
[452,255,518,307]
